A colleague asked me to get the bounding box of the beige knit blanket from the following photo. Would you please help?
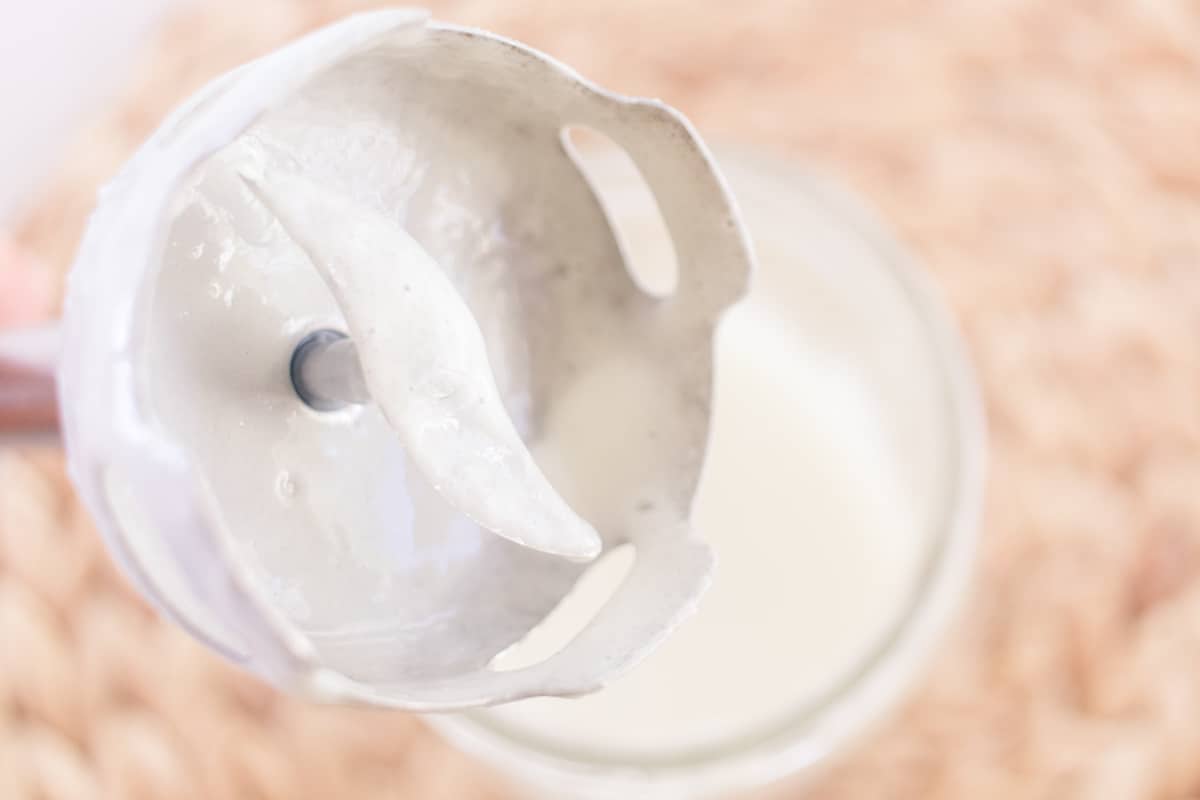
[5,1,1200,797]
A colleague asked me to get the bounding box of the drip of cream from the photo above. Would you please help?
[244,170,601,562]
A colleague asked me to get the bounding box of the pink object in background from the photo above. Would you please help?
[0,237,54,325]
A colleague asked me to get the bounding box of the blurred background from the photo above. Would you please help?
[4,0,1200,798]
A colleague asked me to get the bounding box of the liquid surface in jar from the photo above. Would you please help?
[463,153,943,760]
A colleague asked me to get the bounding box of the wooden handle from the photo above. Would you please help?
[0,358,58,439]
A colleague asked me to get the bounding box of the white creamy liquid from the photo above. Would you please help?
[475,308,921,758]
[463,153,941,761]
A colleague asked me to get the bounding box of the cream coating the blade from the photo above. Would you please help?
[65,10,755,708]
[244,169,601,562]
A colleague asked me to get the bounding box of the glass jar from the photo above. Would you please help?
[428,146,986,800]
